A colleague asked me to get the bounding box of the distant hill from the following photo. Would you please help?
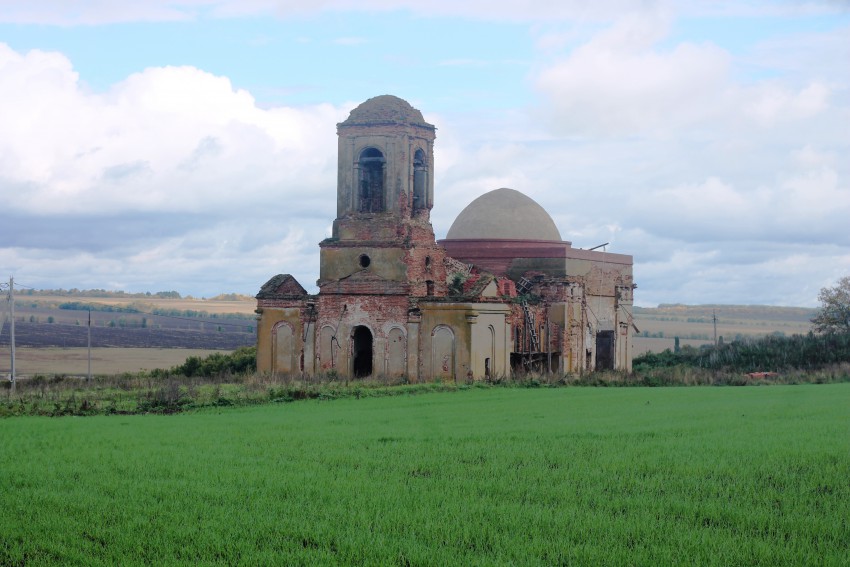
[207,293,255,302]
[641,304,816,323]
[16,288,254,302]
[633,304,816,354]
[19,288,186,299]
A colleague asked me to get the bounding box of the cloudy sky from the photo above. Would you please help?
[0,1,848,306]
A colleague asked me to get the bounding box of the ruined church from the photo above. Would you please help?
[256,95,635,380]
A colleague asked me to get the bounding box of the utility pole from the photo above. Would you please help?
[713,309,718,347]
[8,276,15,388]
[87,309,92,381]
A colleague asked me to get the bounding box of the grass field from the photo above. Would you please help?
[1,384,847,565]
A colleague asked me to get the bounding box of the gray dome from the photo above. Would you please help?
[341,95,430,127]
[446,188,562,241]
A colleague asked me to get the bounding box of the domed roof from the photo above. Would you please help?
[445,188,562,241]
[341,95,431,127]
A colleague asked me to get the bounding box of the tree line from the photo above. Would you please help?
[56,302,254,320]
[636,276,850,373]
[26,289,183,298]
[634,332,850,373]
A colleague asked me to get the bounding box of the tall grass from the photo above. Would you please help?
[3,362,850,418]
[1,385,847,565]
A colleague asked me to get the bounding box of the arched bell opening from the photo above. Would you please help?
[413,148,428,211]
[358,148,385,213]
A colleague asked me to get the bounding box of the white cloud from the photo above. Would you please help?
[535,22,732,134]
[743,81,830,124]
[0,45,343,217]
[532,15,841,137]
[791,144,835,168]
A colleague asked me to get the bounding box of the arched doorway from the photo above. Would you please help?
[352,326,373,378]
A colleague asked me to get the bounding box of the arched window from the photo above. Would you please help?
[413,148,427,211]
[358,148,385,213]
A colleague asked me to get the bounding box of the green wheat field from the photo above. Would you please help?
[1,384,848,565]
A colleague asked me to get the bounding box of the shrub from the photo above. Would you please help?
[165,346,257,378]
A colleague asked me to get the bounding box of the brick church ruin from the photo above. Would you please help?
[256,95,635,379]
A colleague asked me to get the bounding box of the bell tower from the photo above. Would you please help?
[318,95,446,297]
[334,95,435,226]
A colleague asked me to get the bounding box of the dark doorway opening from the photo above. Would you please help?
[595,331,615,371]
[352,326,373,378]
